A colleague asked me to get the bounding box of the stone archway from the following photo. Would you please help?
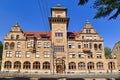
[56,58,65,73]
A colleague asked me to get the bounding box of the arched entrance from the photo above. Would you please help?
[56,58,65,73]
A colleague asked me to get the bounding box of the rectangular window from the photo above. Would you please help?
[54,46,64,52]
[88,52,93,58]
[16,35,20,40]
[44,51,50,58]
[11,34,14,40]
[96,53,102,59]
[44,42,50,48]
[82,36,84,40]
[37,42,41,48]
[84,43,88,48]
[78,44,81,49]
[35,52,40,58]
[69,52,75,58]
[6,51,12,58]
[55,32,63,37]
[68,44,75,49]
[15,51,21,58]
[78,53,84,58]
[17,42,21,48]
[26,52,30,58]
[27,42,31,48]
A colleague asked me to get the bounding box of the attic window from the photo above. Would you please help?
[40,34,49,40]
[86,29,91,33]
[68,37,75,40]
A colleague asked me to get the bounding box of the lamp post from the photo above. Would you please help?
[51,42,54,75]
[84,54,87,73]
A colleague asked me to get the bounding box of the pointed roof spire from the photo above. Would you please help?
[14,22,19,27]
[86,20,90,24]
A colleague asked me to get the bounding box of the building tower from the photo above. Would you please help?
[49,4,69,73]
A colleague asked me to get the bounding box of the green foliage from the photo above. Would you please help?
[0,41,3,59]
[104,47,112,59]
[78,0,120,20]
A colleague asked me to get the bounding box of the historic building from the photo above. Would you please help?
[1,4,118,73]
[111,41,120,71]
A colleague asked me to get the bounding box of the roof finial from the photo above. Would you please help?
[56,4,62,7]
[86,19,90,24]
[14,22,19,27]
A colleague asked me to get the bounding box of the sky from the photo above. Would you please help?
[0,0,120,49]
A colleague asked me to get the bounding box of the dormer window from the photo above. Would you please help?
[11,34,14,40]
[86,29,91,33]
[16,35,20,40]
[40,34,49,40]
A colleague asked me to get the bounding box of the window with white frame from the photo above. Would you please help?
[68,43,75,49]
[26,52,30,58]
[54,46,64,52]
[37,42,41,48]
[17,42,21,48]
[27,42,31,48]
[44,42,50,48]
[44,51,50,58]
[15,51,21,58]
[84,43,88,48]
[6,51,12,58]
[94,36,96,40]
[35,52,40,58]
[78,53,84,58]
[69,52,75,58]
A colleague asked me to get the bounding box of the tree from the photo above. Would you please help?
[0,41,3,59]
[104,47,112,59]
[78,0,120,20]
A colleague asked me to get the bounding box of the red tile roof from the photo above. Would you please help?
[24,32,80,40]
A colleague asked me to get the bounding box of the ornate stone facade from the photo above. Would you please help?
[1,4,118,73]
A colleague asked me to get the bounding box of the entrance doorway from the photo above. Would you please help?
[56,58,65,73]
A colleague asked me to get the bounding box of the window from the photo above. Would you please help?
[99,44,102,50]
[17,42,21,48]
[96,54,102,59]
[5,42,9,49]
[33,62,40,69]
[94,44,97,50]
[44,51,50,58]
[55,32,63,37]
[97,62,103,70]
[86,29,91,33]
[6,51,12,58]
[88,52,93,58]
[84,43,88,48]
[69,62,76,70]
[15,51,21,58]
[82,36,84,40]
[78,62,85,70]
[90,43,92,49]
[26,52,30,58]
[35,52,40,58]
[16,35,20,40]
[68,44,75,49]
[11,34,14,40]
[108,62,115,70]
[94,36,96,40]
[4,61,12,69]
[27,42,31,48]
[87,62,94,70]
[10,42,15,49]
[14,61,21,69]
[69,52,75,58]
[37,42,41,48]
[43,62,50,69]
[44,42,50,48]
[23,61,31,69]
[78,44,81,49]
[86,29,89,33]
[54,46,64,52]
[78,53,84,58]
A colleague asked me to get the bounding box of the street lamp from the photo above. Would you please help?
[51,42,55,75]
[84,54,87,73]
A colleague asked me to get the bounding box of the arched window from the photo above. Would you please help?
[23,61,31,69]
[99,44,102,50]
[96,62,103,70]
[10,42,15,49]
[4,61,12,69]
[14,61,21,69]
[108,62,115,70]
[78,62,85,70]
[43,62,50,69]
[87,62,94,70]
[94,44,97,50]
[5,42,9,49]
[33,61,40,69]
[69,62,76,70]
